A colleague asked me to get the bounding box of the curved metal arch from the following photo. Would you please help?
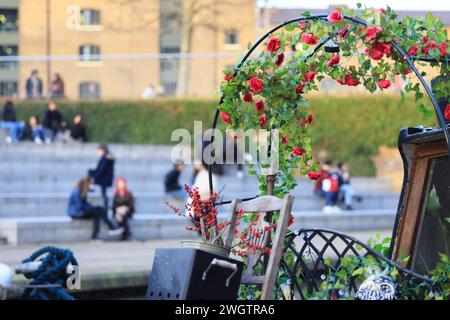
[208,13,449,197]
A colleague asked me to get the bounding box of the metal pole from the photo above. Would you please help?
[46,0,51,96]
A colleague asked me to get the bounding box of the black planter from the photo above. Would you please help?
[146,248,244,300]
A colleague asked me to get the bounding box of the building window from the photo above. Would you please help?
[225,30,238,45]
[79,45,101,61]
[80,9,101,26]
[79,82,100,99]
[0,9,18,32]
[0,45,18,70]
[0,81,18,97]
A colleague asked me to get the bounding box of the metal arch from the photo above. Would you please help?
[208,13,449,197]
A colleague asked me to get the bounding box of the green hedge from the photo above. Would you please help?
[10,95,435,176]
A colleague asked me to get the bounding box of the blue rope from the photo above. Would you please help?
[21,246,79,300]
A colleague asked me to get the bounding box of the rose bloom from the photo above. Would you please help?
[295,84,305,94]
[243,92,253,103]
[327,55,340,67]
[327,10,343,23]
[307,114,313,124]
[378,79,391,89]
[248,77,264,94]
[301,33,318,45]
[407,45,418,56]
[258,114,267,127]
[365,42,390,60]
[275,53,285,66]
[255,100,264,113]
[281,135,288,144]
[307,171,323,180]
[221,112,232,125]
[267,37,281,52]
[344,74,359,86]
[224,73,233,81]
[439,41,448,57]
[445,104,450,121]
[292,147,306,157]
[365,26,383,42]
[303,71,316,82]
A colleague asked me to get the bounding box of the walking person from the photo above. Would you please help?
[25,70,43,100]
[112,177,135,241]
[88,144,115,211]
[67,177,123,241]
[1,101,24,143]
[43,101,63,141]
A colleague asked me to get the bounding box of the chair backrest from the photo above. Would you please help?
[226,194,294,300]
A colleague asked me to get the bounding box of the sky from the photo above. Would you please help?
[258,0,450,11]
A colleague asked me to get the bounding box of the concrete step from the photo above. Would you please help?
[0,191,399,217]
[0,209,396,245]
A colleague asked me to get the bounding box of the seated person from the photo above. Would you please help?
[67,177,123,240]
[164,161,185,199]
[0,100,24,143]
[43,101,63,141]
[112,177,135,241]
[22,115,51,145]
[69,114,87,142]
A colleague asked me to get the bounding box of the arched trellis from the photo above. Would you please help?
[209,13,448,196]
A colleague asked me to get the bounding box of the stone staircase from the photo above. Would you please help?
[0,142,400,244]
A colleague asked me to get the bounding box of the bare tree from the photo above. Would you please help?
[109,0,254,96]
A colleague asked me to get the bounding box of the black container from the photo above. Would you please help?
[146,248,244,300]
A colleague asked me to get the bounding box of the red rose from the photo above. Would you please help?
[439,41,448,57]
[303,71,316,82]
[243,92,253,103]
[365,42,390,60]
[281,135,288,144]
[295,84,305,94]
[267,37,281,52]
[307,171,323,180]
[224,73,233,81]
[338,24,351,38]
[402,67,412,75]
[248,77,264,94]
[292,147,306,157]
[445,104,450,121]
[337,77,344,85]
[275,53,285,66]
[344,74,359,86]
[365,26,382,42]
[307,114,313,124]
[258,114,267,127]
[221,112,232,125]
[377,79,391,89]
[301,33,318,45]
[407,45,418,56]
[327,55,340,67]
[327,11,343,23]
[255,100,264,113]
[422,37,438,55]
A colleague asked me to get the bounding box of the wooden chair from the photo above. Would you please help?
[225,194,294,300]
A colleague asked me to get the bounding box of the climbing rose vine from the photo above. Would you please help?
[219,6,449,197]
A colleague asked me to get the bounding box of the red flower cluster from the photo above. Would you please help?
[327,11,343,23]
[221,112,232,124]
[281,135,288,144]
[307,171,323,180]
[327,55,340,67]
[365,26,383,42]
[224,73,233,81]
[258,114,267,127]
[300,114,313,127]
[377,79,391,89]
[248,77,264,94]
[365,42,391,60]
[337,74,359,86]
[292,146,306,157]
[295,83,305,94]
[267,37,281,52]
[301,33,318,45]
[243,92,253,103]
[303,71,316,82]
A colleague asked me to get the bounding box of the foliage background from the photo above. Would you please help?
[9,94,434,175]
